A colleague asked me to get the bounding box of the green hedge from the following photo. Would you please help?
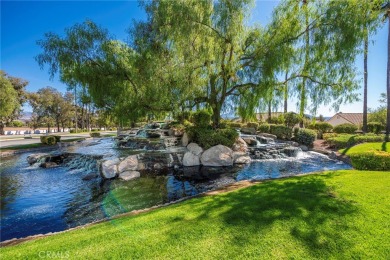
[228,122,243,128]
[367,122,384,134]
[191,110,211,128]
[350,151,390,171]
[258,124,270,133]
[327,134,385,149]
[187,127,239,149]
[246,122,259,130]
[270,124,292,140]
[90,132,101,138]
[295,129,316,147]
[333,123,358,134]
[40,135,57,145]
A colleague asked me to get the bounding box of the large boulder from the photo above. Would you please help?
[187,143,203,156]
[257,133,277,140]
[283,146,302,157]
[233,152,251,164]
[232,137,248,152]
[119,171,140,181]
[101,159,120,179]
[27,153,49,165]
[242,137,257,146]
[118,155,138,173]
[201,145,233,167]
[182,151,200,167]
[181,132,189,147]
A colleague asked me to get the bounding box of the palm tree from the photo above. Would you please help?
[382,2,390,137]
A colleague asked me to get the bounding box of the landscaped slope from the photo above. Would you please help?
[1,170,389,259]
[339,141,389,155]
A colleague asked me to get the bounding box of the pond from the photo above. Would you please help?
[0,138,351,242]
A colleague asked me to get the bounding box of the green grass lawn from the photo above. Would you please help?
[1,170,389,259]
[339,142,389,155]
[0,138,85,151]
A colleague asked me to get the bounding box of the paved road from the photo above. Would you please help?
[0,132,116,148]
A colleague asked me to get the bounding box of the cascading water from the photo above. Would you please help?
[0,136,351,242]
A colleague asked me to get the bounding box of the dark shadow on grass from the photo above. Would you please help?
[168,173,359,258]
[381,141,387,152]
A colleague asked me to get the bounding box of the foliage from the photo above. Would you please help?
[350,151,390,171]
[323,133,339,140]
[367,122,384,134]
[295,129,316,147]
[326,134,385,149]
[40,135,57,145]
[52,135,61,142]
[191,110,211,128]
[228,122,243,128]
[368,106,387,126]
[258,123,271,133]
[187,126,238,149]
[269,115,285,125]
[8,120,24,127]
[284,112,301,128]
[246,122,259,130]
[270,124,292,140]
[1,170,390,259]
[176,111,193,124]
[308,122,333,139]
[90,132,101,138]
[333,123,358,134]
[0,72,19,134]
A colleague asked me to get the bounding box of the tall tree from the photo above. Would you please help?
[0,73,18,135]
[384,2,390,136]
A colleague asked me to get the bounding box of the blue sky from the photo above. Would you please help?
[1,0,388,116]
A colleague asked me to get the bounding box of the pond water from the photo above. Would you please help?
[0,138,351,242]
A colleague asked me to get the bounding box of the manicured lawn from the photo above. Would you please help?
[1,170,389,259]
[0,138,85,152]
[339,142,389,155]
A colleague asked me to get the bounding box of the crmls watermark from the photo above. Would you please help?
[38,251,70,259]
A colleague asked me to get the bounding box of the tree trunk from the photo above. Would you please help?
[284,72,288,113]
[363,31,368,133]
[74,87,78,133]
[0,122,5,135]
[300,0,309,128]
[211,103,221,129]
[386,13,390,137]
[268,100,272,123]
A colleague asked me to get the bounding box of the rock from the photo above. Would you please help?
[137,162,146,170]
[146,131,161,138]
[182,151,200,166]
[283,146,302,157]
[41,162,58,168]
[233,152,251,164]
[257,133,277,140]
[201,145,233,167]
[241,127,257,135]
[154,163,164,169]
[27,153,48,165]
[242,137,257,146]
[168,128,184,137]
[82,173,98,181]
[118,155,138,173]
[101,159,120,179]
[299,145,309,151]
[256,136,274,144]
[329,151,337,160]
[182,132,189,147]
[232,137,248,152]
[187,143,203,156]
[119,171,141,181]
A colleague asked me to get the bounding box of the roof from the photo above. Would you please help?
[327,113,364,125]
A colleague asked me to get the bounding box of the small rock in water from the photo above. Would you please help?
[82,173,98,181]
[119,171,140,181]
[41,162,58,168]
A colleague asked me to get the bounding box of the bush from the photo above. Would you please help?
[269,115,284,124]
[176,111,193,123]
[246,122,259,130]
[323,133,338,140]
[334,123,358,134]
[40,135,57,145]
[187,127,238,149]
[53,135,61,142]
[295,129,316,147]
[293,127,299,137]
[309,122,333,139]
[284,112,301,128]
[270,124,292,140]
[191,110,211,128]
[350,151,390,171]
[9,120,24,127]
[228,122,243,128]
[258,124,271,133]
[326,134,385,149]
[90,132,101,138]
[367,122,384,134]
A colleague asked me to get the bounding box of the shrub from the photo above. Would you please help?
[293,127,299,137]
[246,122,259,130]
[367,122,384,134]
[258,124,271,133]
[284,112,301,128]
[334,123,358,134]
[53,135,61,142]
[187,127,238,149]
[45,136,57,145]
[228,122,243,128]
[326,134,384,149]
[323,133,338,140]
[40,136,48,144]
[191,110,211,128]
[350,151,390,171]
[295,129,316,147]
[90,132,101,138]
[270,124,292,140]
[269,115,284,124]
[309,122,333,139]
[70,129,76,133]
[177,111,193,123]
[9,120,24,127]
